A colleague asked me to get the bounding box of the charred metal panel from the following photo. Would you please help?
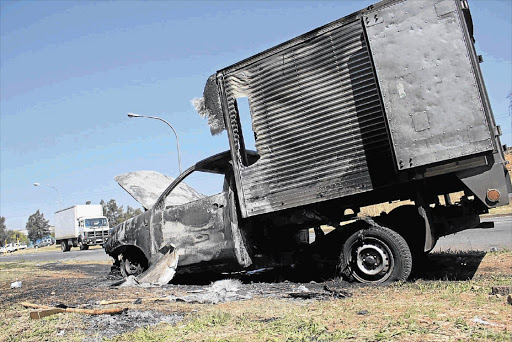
[365,0,493,170]
[157,192,237,267]
[220,19,392,217]
[104,210,152,261]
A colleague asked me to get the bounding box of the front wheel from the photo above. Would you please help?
[79,241,89,250]
[339,225,412,284]
[119,253,147,278]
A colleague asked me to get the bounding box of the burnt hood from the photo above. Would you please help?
[115,170,204,210]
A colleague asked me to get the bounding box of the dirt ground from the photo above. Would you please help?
[1,251,512,341]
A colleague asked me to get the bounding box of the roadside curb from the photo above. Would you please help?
[480,213,512,219]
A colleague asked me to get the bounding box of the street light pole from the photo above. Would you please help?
[127,113,183,174]
[33,183,63,209]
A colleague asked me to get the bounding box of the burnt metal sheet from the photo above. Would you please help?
[105,190,246,283]
[365,0,493,170]
[153,192,235,267]
[219,19,391,217]
[115,170,204,210]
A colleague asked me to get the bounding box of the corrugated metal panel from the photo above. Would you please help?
[222,20,392,217]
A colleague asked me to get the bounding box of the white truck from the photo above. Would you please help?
[55,205,110,252]
[2,243,27,253]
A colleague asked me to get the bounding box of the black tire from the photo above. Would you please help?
[61,241,71,252]
[339,225,412,284]
[79,241,89,251]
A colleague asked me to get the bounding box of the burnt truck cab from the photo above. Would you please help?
[104,151,254,280]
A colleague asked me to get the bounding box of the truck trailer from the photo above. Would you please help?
[55,205,110,252]
[105,0,511,285]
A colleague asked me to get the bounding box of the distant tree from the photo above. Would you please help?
[26,210,51,242]
[17,232,29,245]
[101,199,124,227]
[100,200,143,227]
[0,217,7,246]
[123,206,143,222]
[8,231,28,245]
[5,230,15,244]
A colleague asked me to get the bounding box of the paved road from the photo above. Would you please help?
[433,215,512,252]
[0,246,113,263]
[1,216,510,263]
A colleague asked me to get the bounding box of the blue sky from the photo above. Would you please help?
[1,0,511,231]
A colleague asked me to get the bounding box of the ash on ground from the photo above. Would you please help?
[82,310,183,341]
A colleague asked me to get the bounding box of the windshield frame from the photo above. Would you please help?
[84,217,108,227]
[153,150,259,211]
[153,151,233,210]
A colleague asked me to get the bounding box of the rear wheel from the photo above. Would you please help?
[339,225,412,284]
[60,241,71,252]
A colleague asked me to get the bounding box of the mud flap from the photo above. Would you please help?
[415,189,436,253]
[136,247,179,286]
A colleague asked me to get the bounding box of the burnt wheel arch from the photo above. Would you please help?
[376,205,437,257]
[111,246,149,278]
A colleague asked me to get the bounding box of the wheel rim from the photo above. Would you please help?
[349,237,394,283]
[61,242,66,251]
[122,258,144,277]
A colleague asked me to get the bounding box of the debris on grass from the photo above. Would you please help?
[99,297,168,305]
[170,279,250,304]
[10,280,22,289]
[472,316,503,327]
[287,283,352,299]
[2,251,512,341]
[288,292,324,299]
[490,285,512,296]
[21,301,126,319]
[323,284,352,298]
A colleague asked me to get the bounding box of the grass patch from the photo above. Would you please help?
[0,305,87,342]
[1,252,511,341]
[0,261,39,270]
[110,251,512,341]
